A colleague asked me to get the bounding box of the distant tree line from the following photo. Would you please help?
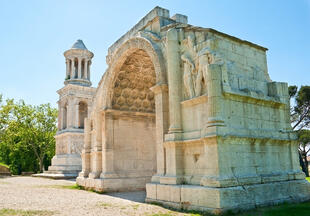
[0,94,57,174]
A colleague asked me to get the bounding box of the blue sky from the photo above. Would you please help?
[0,0,309,106]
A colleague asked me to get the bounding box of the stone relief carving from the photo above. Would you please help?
[181,34,199,99]
[70,139,83,154]
[112,49,156,113]
[181,35,225,100]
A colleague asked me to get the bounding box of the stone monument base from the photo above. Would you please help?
[76,175,152,192]
[145,179,310,215]
[33,154,81,179]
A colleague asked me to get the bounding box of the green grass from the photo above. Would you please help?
[53,184,83,190]
[149,200,310,216]
[0,162,9,169]
[228,202,310,216]
[0,209,54,216]
[306,177,310,182]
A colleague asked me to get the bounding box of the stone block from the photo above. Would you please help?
[146,183,157,200]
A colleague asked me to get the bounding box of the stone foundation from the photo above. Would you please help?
[34,154,81,179]
[76,175,151,192]
[146,180,310,214]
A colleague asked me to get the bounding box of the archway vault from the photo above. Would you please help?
[111,49,156,113]
[96,36,167,111]
[78,36,168,191]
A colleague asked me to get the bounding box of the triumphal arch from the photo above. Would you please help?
[52,6,310,213]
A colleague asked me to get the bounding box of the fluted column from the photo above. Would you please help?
[70,58,75,79]
[160,28,184,185]
[83,60,88,79]
[167,28,182,134]
[77,58,82,79]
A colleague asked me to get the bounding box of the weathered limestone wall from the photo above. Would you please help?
[112,113,156,178]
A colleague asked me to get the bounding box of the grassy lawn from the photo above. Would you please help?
[0,209,54,216]
[306,177,310,182]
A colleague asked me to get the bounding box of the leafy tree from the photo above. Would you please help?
[298,130,310,176]
[289,85,310,176]
[0,97,57,174]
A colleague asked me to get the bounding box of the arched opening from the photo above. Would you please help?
[62,103,67,130]
[78,101,88,129]
[109,49,157,187]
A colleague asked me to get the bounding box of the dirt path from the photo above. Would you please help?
[0,176,193,216]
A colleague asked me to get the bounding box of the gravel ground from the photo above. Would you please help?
[0,176,192,216]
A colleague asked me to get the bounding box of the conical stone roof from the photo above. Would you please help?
[71,39,88,50]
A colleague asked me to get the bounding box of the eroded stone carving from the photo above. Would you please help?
[112,49,156,113]
[181,35,199,99]
[181,36,225,99]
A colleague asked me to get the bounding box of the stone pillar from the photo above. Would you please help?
[71,58,75,79]
[150,84,169,183]
[75,102,80,128]
[89,111,102,179]
[65,59,69,78]
[87,61,91,81]
[204,64,225,130]
[67,99,74,129]
[77,58,82,79]
[100,111,115,178]
[167,28,182,134]
[79,118,91,177]
[83,60,88,79]
[159,28,184,185]
[57,101,63,131]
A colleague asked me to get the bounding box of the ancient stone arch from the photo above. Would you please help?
[71,7,310,214]
[77,35,169,191]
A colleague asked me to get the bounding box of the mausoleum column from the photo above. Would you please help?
[77,58,82,79]
[83,60,88,79]
[166,28,182,134]
[88,61,91,81]
[70,58,75,78]
[74,102,79,128]
[67,99,75,129]
[65,59,69,78]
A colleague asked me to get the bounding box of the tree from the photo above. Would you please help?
[0,97,57,174]
[298,130,310,176]
[289,85,310,176]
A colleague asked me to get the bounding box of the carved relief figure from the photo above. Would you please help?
[197,47,224,95]
[181,34,199,99]
[181,54,195,98]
